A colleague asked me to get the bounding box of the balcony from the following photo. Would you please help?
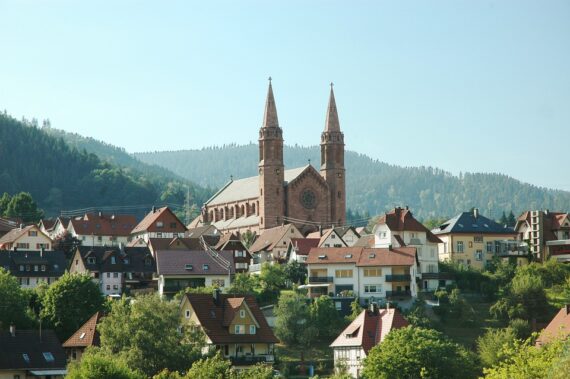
[308,276,334,283]
[230,354,274,365]
[422,272,454,280]
[386,290,412,298]
[385,274,411,282]
[162,284,185,293]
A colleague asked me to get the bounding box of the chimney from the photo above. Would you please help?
[473,208,479,219]
[386,302,391,310]
[20,224,24,229]
[566,304,570,315]
[98,211,102,217]
[9,324,15,337]
[369,302,377,314]
[152,206,156,213]
[405,205,409,210]
[388,244,393,251]
[213,288,221,305]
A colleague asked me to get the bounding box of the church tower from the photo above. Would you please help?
[320,84,346,227]
[258,78,285,230]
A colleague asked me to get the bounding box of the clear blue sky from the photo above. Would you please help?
[1,1,569,190]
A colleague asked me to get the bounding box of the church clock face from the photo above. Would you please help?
[300,188,317,209]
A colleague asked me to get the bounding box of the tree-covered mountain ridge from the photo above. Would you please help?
[0,113,212,218]
[134,144,570,220]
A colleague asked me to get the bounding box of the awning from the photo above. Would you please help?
[30,370,68,375]
[298,283,331,288]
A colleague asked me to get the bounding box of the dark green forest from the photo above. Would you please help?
[135,144,570,220]
[0,113,212,217]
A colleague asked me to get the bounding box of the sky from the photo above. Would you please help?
[1,1,569,191]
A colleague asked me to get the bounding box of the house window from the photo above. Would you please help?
[28,231,38,237]
[475,251,483,261]
[486,242,493,253]
[145,258,152,266]
[364,284,382,293]
[106,285,110,290]
[17,243,29,249]
[170,222,177,229]
[185,310,191,318]
[234,325,245,334]
[468,241,473,248]
[19,265,24,271]
[88,257,96,264]
[430,248,435,258]
[474,235,483,243]
[335,269,353,278]
[240,310,245,318]
[203,264,209,271]
[26,265,30,271]
[417,247,422,257]
[456,241,464,253]
[113,273,119,278]
[335,301,342,310]
[113,284,119,290]
[363,268,381,277]
[332,234,336,239]
[249,325,256,334]
[111,256,116,264]
[156,221,164,228]
[107,273,111,278]
[236,345,243,353]
[97,236,102,242]
[124,258,130,264]
[156,232,162,238]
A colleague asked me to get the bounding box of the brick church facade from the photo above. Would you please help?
[196,80,346,235]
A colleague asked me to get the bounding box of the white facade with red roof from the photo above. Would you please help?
[330,305,409,378]
[67,212,137,247]
[373,207,443,291]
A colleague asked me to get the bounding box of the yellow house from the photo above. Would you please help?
[433,209,517,270]
[180,290,279,368]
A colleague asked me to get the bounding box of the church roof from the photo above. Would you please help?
[324,84,341,132]
[205,165,311,206]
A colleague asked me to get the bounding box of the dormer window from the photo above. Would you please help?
[22,353,30,363]
[124,258,130,264]
[87,257,96,264]
[318,255,326,260]
[203,264,209,271]
[111,256,116,264]
[344,254,352,259]
[79,332,86,340]
[185,264,193,271]
[28,230,38,237]
[145,258,152,266]
[43,352,54,362]
[240,310,245,318]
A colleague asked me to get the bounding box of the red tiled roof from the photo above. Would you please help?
[290,238,320,256]
[330,308,408,353]
[62,312,104,348]
[536,305,570,346]
[131,207,187,234]
[306,246,416,267]
[249,224,297,253]
[376,207,442,244]
[223,297,245,326]
[68,213,137,237]
[184,293,279,344]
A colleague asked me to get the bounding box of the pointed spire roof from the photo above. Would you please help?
[262,77,279,129]
[324,83,341,132]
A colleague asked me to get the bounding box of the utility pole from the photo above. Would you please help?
[184,186,192,225]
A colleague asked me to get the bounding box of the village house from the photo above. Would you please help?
[0,225,53,251]
[286,238,320,264]
[515,210,570,262]
[130,206,187,242]
[66,212,137,247]
[373,207,443,291]
[306,228,348,248]
[248,224,303,272]
[0,326,67,378]
[186,224,221,238]
[330,304,408,378]
[180,290,279,367]
[432,208,517,270]
[62,312,104,362]
[155,249,234,297]
[69,246,156,296]
[0,249,66,288]
[304,246,418,306]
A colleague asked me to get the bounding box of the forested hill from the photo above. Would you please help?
[0,113,212,217]
[135,144,570,220]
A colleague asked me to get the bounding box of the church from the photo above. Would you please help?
[196,79,346,235]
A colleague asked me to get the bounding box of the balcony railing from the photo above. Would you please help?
[308,276,334,283]
[386,290,412,298]
[422,272,455,280]
[385,274,411,282]
[249,263,262,273]
[162,284,185,293]
[230,354,274,365]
